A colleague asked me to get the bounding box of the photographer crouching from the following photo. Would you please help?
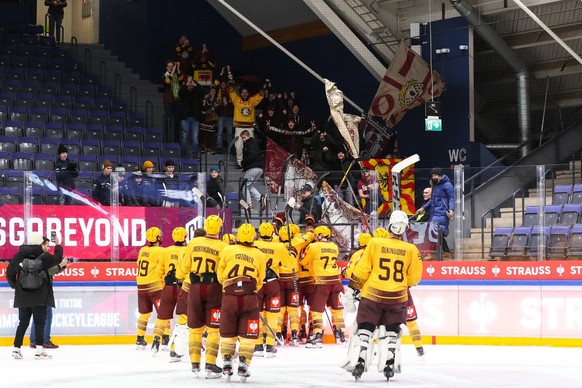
[6,232,69,360]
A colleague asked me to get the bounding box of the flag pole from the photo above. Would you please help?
[215,0,365,114]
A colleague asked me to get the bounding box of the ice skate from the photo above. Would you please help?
[299,329,307,344]
[161,335,170,351]
[276,332,285,345]
[416,346,425,359]
[265,344,277,358]
[238,357,251,382]
[289,330,299,346]
[12,348,23,360]
[352,361,364,381]
[135,335,147,350]
[305,332,322,348]
[205,363,223,379]
[191,362,200,375]
[169,350,182,363]
[253,344,264,357]
[335,328,346,344]
[34,350,52,360]
[223,355,234,381]
[151,336,160,353]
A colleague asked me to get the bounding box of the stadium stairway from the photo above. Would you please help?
[71,43,164,129]
[461,160,581,260]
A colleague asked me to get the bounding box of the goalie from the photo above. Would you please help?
[341,211,423,381]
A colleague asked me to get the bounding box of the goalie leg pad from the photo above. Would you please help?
[339,330,360,372]
[173,324,189,357]
[377,325,402,374]
[339,287,357,313]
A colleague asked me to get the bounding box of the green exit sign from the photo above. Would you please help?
[425,117,442,131]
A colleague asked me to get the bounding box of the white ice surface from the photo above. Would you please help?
[3,343,582,388]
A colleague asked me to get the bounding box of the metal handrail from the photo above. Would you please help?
[84,48,92,74]
[481,208,495,260]
[145,100,153,127]
[129,86,137,113]
[99,60,106,86]
[70,36,77,61]
[512,188,525,228]
[113,73,122,99]
[44,13,50,37]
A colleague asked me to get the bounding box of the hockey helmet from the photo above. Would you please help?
[172,227,187,243]
[222,233,236,244]
[237,223,256,244]
[278,225,291,242]
[145,227,161,243]
[313,225,331,239]
[204,215,223,235]
[290,224,301,238]
[259,222,275,239]
[373,227,389,239]
[388,210,409,236]
[357,232,372,248]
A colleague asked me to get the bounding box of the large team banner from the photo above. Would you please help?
[0,205,231,260]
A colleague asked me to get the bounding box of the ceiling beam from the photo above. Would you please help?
[476,23,582,53]
[476,57,582,84]
[303,0,386,80]
[242,20,332,51]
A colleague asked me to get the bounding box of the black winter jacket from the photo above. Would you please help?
[6,244,63,308]
[55,157,78,189]
[241,137,264,171]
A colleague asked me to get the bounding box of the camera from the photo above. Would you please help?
[50,231,57,242]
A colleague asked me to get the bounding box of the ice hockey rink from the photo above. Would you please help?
[3,342,582,388]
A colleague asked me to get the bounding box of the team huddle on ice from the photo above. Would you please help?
[135,210,423,382]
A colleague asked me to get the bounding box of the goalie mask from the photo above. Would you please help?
[388,210,409,236]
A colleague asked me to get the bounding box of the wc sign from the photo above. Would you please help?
[448,148,467,162]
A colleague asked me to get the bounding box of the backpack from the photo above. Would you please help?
[18,255,47,290]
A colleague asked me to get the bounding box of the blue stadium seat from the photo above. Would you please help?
[33,153,54,171]
[522,206,539,227]
[44,68,62,83]
[547,225,570,260]
[39,81,58,95]
[14,92,34,108]
[0,187,21,204]
[526,226,550,260]
[59,139,80,156]
[23,121,44,138]
[80,139,101,156]
[10,106,29,122]
[69,109,89,125]
[53,96,73,109]
[142,142,161,158]
[73,96,93,110]
[17,136,38,153]
[93,97,110,111]
[104,125,123,140]
[86,124,104,140]
[0,150,11,169]
[77,84,96,98]
[3,170,24,187]
[162,143,180,159]
[124,126,144,142]
[1,79,20,93]
[127,112,145,127]
[506,226,531,259]
[39,137,60,154]
[118,156,139,172]
[108,111,126,126]
[562,204,582,226]
[65,123,86,140]
[25,67,44,82]
[50,107,69,123]
[180,158,199,174]
[110,99,128,112]
[63,71,81,84]
[89,110,108,125]
[28,57,47,70]
[553,184,571,205]
[121,141,141,157]
[59,83,77,97]
[0,91,13,105]
[544,205,562,226]
[12,152,33,170]
[3,120,23,137]
[572,184,582,205]
[5,67,25,80]
[76,154,98,172]
[30,106,49,122]
[19,81,38,94]
[102,139,121,155]
[0,135,16,153]
[76,171,94,190]
[33,94,53,109]
[45,122,65,139]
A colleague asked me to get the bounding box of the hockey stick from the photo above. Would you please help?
[259,313,285,346]
[221,135,240,231]
[239,199,251,223]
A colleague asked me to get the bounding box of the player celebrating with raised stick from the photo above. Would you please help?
[343,211,423,381]
[182,215,228,378]
[217,224,267,382]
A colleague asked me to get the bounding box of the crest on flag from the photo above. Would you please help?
[369,42,445,128]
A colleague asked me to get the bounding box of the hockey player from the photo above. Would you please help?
[151,227,187,353]
[222,233,237,245]
[344,210,423,381]
[288,221,317,343]
[171,228,206,362]
[299,225,345,348]
[135,227,165,349]
[182,215,228,378]
[217,224,267,381]
[253,222,287,355]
